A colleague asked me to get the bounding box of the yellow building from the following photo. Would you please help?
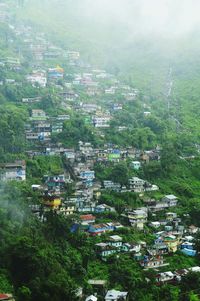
[164,235,180,253]
[59,205,75,215]
[43,195,61,208]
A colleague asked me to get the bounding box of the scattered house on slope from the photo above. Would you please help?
[26,70,47,87]
[92,116,111,128]
[155,271,175,285]
[121,243,141,253]
[103,181,121,192]
[44,175,66,191]
[88,223,115,236]
[95,204,116,213]
[108,235,123,248]
[42,192,62,209]
[140,255,168,269]
[105,290,128,301]
[162,195,178,207]
[163,235,181,253]
[80,214,96,225]
[131,161,141,170]
[0,160,26,181]
[127,209,148,230]
[95,243,118,260]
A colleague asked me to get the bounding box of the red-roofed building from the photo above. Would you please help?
[80,214,96,225]
[0,294,15,301]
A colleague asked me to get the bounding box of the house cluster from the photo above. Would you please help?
[25,109,69,144]
[155,266,200,285]
[91,205,199,269]
[26,70,47,87]
[128,177,159,193]
[95,235,141,260]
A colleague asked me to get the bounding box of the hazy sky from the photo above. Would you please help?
[78,0,200,36]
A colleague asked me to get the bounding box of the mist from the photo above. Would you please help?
[20,0,200,91]
[42,0,200,37]
[91,0,200,35]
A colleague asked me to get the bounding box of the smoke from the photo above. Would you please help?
[0,182,26,225]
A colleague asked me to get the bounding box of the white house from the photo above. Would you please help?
[105,290,128,301]
[85,296,98,301]
[131,161,141,170]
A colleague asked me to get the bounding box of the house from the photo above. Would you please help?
[144,111,151,117]
[145,150,160,161]
[85,296,98,301]
[95,204,116,213]
[26,131,50,142]
[149,221,161,228]
[140,255,168,269]
[131,161,141,170]
[128,177,158,192]
[129,177,145,192]
[162,195,178,207]
[79,170,95,187]
[183,235,194,242]
[26,70,47,87]
[79,170,95,181]
[188,225,199,234]
[113,103,123,111]
[80,214,96,225]
[163,235,180,253]
[166,212,177,221]
[105,87,115,95]
[103,181,121,192]
[128,209,148,230]
[44,175,66,190]
[79,141,94,153]
[48,66,64,79]
[165,225,173,232]
[81,104,100,113]
[88,222,123,236]
[108,235,123,248]
[105,290,128,301]
[92,116,111,128]
[42,193,62,209]
[180,242,196,256]
[0,294,15,301]
[96,150,108,161]
[108,150,121,162]
[154,238,169,254]
[0,160,26,181]
[147,198,177,212]
[59,204,75,215]
[66,51,80,61]
[5,57,20,69]
[156,271,175,284]
[88,223,115,236]
[63,149,76,161]
[22,97,42,103]
[140,153,150,165]
[181,248,197,257]
[31,109,47,121]
[95,243,118,259]
[121,243,141,253]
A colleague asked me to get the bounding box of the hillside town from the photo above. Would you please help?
[1,2,200,301]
